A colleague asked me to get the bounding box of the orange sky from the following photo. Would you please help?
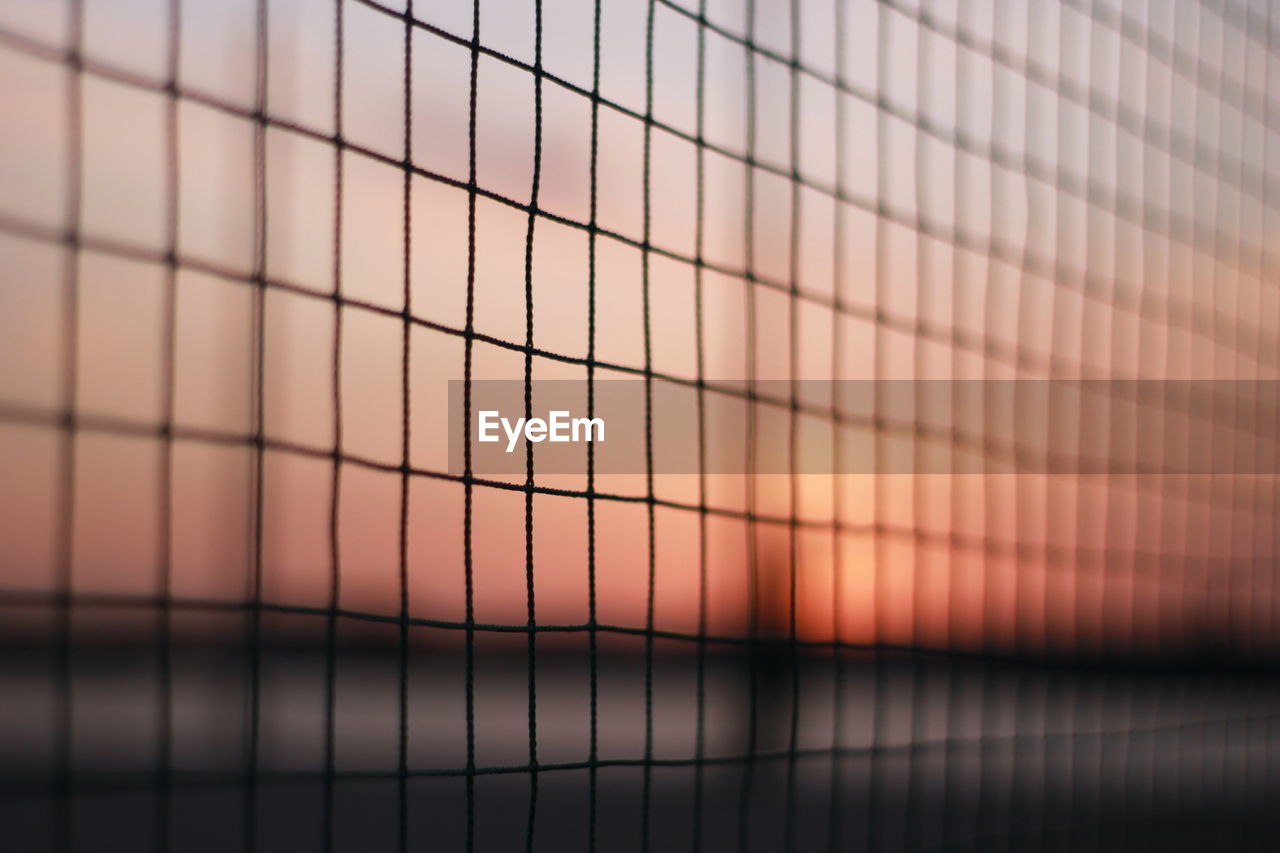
[1,0,1278,658]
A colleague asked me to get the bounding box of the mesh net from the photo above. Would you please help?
[1,0,1279,850]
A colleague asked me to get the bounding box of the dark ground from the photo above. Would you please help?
[2,628,1278,851]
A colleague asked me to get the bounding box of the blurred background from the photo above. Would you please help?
[1,0,1279,850]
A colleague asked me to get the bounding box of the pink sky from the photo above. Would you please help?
[2,0,1278,657]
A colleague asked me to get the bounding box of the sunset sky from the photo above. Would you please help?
[2,0,1279,659]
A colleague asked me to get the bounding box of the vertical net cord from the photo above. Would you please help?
[323,2,345,851]
[1139,1,1172,662]
[1219,0,1245,680]
[1191,9,1212,778]
[155,0,182,849]
[781,1,803,850]
[936,6,959,839]
[586,1,602,850]
[1041,1,1073,838]
[1230,16,1255,839]
[825,4,849,849]
[1113,0,1144,844]
[902,5,933,846]
[736,2,761,848]
[244,1,269,849]
[1151,0,1175,819]
[1009,0,1043,840]
[1085,0,1113,683]
[1157,0,1191,644]
[522,4,544,850]
[397,2,415,850]
[1265,4,1277,806]
[1080,0,1111,835]
[1097,0,1139,834]
[1189,2,1217,830]
[1223,0,1247,679]
[640,2,657,848]
[1187,0,1208,824]
[1262,6,1277,806]
[866,1,890,848]
[974,0,999,827]
[462,1,480,849]
[1167,0,1182,666]
[54,3,85,852]
[691,1,710,850]
[1160,0,1188,832]
[1248,0,1271,741]
[1075,1,1099,838]
[1066,1,1099,836]
[1206,11,1234,839]
[1131,0,1164,829]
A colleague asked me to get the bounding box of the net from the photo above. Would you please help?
[0,0,1279,850]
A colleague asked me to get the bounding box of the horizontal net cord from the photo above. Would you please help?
[6,706,1275,796]
[4,585,1276,646]
[3,393,1274,524]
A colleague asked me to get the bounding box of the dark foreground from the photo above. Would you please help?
[2,634,1278,851]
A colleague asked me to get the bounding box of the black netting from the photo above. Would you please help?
[1,1,1279,851]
